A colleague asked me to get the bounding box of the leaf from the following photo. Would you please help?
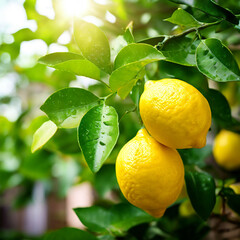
[221,188,240,215]
[110,44,164,98]
[178,145,212,167]
[130,79,145,108]
[185,169,216,220]
[97,236,115,240]
[169,0,238,25]
[110,64,146,99]
[74,19,111,73]
[114,43,164,69]
[39,52,101,80]
[157,61,208,91]
[78,104,119,173]
[205,89,232,125]
[43,227,97,240]
[165,8,203,28]
[74,203,154,235]
[139,36,165,46]
[40,88,100,128]
[111,22,135,58]
[204,88,240,132]
[123,22,135,44]
[160,36,200,66]
[196,39,240,82]
[31,120,57,153]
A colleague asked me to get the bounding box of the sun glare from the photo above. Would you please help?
[62,0,91,18]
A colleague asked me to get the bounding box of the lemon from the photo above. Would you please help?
[116,129,184,218]
[229,183,240,194]
[139,79,211,149]
[213,130,240,171]
[179,199,195,217]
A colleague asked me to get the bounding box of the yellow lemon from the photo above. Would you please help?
[116,128,184,218]
[179,199,195,217]
[229,183,240,194]
[139,79,211,149]
[213,130,240,171]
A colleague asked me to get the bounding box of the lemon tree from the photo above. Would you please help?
[1,0,240,239]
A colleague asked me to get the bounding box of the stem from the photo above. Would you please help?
[158,20,223,48]
[102,92,117,101]
[119,107,137,122]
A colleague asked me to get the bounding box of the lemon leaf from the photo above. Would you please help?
[196,39,240,82]
[168,0,238,25]
[78,104,119,173]
[39,52,101,81]
[74,19,111,73]
[185,169,216,220]
[40,88,100,129]
[43,227,97,240]
[165,8,203,28]
[110,43,164,99]
[31,120,57,153]
[221,188,240,215]
[74,203,154,235]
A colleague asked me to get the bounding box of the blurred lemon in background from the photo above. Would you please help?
[213,130,240,171]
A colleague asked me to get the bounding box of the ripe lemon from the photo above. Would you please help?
[213,130,240,171]
[116,128,184,218]
[139,79,211,149]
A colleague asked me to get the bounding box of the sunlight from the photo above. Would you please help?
[62,0,91,18]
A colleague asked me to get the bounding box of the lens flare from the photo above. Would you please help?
[62,0,90,18]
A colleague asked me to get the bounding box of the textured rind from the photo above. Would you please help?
[116,129,184,218]
[213,130,240,170]
[139,79,211,149]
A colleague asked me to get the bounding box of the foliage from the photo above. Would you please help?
[1,0,240,239]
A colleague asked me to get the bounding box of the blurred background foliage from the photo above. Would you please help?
[0,0,240,239]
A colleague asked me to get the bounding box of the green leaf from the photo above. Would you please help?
[40,88,100,128]
[157,61,209,91]
[46,128,81,154]
[169,0,238,25]
[39,52,101,80]
[110,43,164,98]
[74,203,154,235]
[43,227,97,240]
[78,104,119,173]
[139,36,165,46]
[185,169,216,220]
[204,88,240,132]
[165,8,203,28]
[205,89,232,125]
[110,64,146,99]
[123,22,135,44]
[31,120,57,153]
[196,38,240,82]
[130,79,145,108]
[74,19,111,73]
[114,43,164,69]
[111,22,135,58]
[178,145,212,167]
[160,36,200,66]
[221,188,240,215]
[97,236,115,240]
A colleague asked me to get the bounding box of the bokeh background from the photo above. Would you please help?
[1,0,240,239]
